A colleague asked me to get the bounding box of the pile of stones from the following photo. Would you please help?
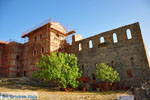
[134,80,150,100]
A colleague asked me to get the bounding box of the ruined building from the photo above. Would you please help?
[0,19,150,87]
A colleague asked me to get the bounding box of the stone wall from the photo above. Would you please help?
[69,22,150,87]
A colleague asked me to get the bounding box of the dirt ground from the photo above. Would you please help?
[0,80,132,100]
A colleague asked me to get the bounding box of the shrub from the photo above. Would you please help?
[33,52,82,88]
[95,63,120,83]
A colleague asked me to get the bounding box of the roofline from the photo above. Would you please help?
[22,22,75,38]
[22,23,51,38]
[0,41,8,44]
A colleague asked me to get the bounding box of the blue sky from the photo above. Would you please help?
[0,0,150,56]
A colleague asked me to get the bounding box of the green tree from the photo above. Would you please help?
[33,52,82,88]
[95,63,120,83]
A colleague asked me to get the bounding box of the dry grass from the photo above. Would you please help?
[0,81,131,100]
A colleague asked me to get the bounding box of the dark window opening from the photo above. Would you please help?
[42,48,44,53]
[17,66,19,70]
[33,50,37,56]
[56,34,59,37]
[111,61,114,67]
[131,57,134,65]
[16,55,19,60]
[24,71,26,77]
[40,34,42,39]
[35,36,37,41]
[92,73,96,80]
[16,72,20,77]
[82,65,84,74]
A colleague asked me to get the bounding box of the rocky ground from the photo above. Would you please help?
[0,77,132,100]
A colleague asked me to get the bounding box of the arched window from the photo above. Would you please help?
[79,43,82,51]
[100,37,105,43]
[113,33,118,43]
[126,29,132,39]
[89,40,93,48]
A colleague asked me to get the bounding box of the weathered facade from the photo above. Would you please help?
[0,21,150,87]
[0,22,69,77]
[69,22,150,87]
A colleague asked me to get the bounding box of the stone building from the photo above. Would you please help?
[0,20,150,87]
[68,22,150,87]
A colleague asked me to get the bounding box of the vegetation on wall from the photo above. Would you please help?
[95,63,120,83]
[33,52,82,88]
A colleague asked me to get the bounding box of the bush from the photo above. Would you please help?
[95,63,120,83]
[33,52,82,88]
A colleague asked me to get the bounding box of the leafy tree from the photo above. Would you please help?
[95,63,120,83]
[33,52,82,88]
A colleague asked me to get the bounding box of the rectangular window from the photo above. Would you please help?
[40,34,42,39]
[42,48,44,53]
[56,33,59,38]
[16,55,19,60]
[33,50,37,56]
[35,36,37,41]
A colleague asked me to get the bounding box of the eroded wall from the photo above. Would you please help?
[69,22,150,87]
[0,42,22,77]
[50,29,66,52]
[22,24,50,77]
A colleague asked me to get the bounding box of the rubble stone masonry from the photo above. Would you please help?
[69,22,150,87]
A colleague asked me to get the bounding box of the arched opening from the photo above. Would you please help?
[89,40,93,48]
[100,37,105,43]
[126,29,132,39]
[126,69,133,77]
[79,43,82,51]
[113,33,118,43]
